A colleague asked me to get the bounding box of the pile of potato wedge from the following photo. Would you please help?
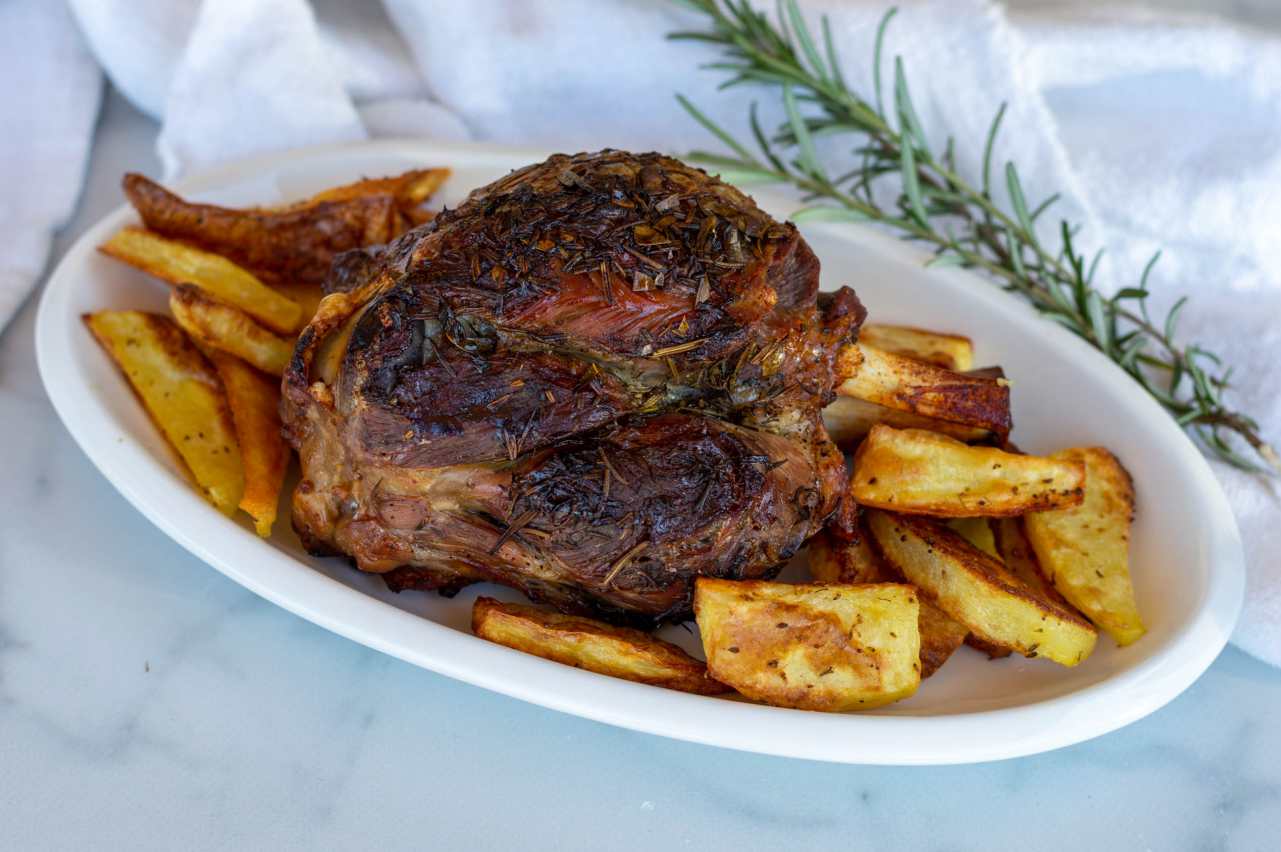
[473,326,1144,713]
[89,166,1143,715]
[87,168,450,536]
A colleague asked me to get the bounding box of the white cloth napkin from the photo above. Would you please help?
[7,0,1277,663]
[0,0,101,330]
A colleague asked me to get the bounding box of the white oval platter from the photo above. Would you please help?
[35,140,1244,765]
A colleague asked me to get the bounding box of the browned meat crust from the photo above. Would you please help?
[283,150,863,624]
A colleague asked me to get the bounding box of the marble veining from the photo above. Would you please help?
[1,88,1279,852]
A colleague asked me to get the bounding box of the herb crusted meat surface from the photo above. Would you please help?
[282,150,864,623]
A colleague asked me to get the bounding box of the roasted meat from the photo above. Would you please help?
[282,150,864,623]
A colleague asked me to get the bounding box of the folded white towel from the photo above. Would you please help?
[9,0,1278,664]
[0,0,101,331]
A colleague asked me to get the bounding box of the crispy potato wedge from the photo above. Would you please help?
[835,343,1011,440]
[859,324,974,371]
[124,172,405,286]
[867,510,1098,666]
[99,227,302,333]
[808,527,968,678]
[472,597,727,695]
[304,167,449,226]
[695,578,921,710]
[170,284,293,376]
[822,395,993,447]
[946,518,998,559]
[992,516,1073,608]
[84,310,243,515]
[270,279,325,328]
[944,516,1013,659]
[807,527,885,585]
[1024,448,1144,646]
[850,425,1086,517]
[206,351,288,537]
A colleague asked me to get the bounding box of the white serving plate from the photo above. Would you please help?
[36,140,1244,765]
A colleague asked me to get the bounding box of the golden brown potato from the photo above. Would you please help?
[471,597,727,695]
[946,518,998,559]
[992,516,1073,607]
[206,350,288,537]
[169,284,294,376]
[807,527,968,678]
[822,395,993,447]
[84,310,243,515]
[944,517,1012,659]
[867,510,1098,666]
[850,425,1086,517]
[807,527,885,585]
[1024,448,1145,646]
[695,578,921,711]
[270,279,325,327]
[123,172,424,286]
[834,343,1011,441]
[303,167,450,226]
[859,324,974,371]
[99,227,302,333]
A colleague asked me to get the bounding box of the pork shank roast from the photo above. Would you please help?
[282,150,864,624]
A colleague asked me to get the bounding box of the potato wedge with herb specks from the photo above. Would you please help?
[946,517,1011,659]
[205,351,288,537]
[99,227,302,333]
[84,310,243,515]
[695,578,921,711]
[808,527,968,678]
[835,343,1011,440]
[170,284,294,376]
[822,395,994,447]
[472,597,728,695]
[1024,448,1145,646]
[992,516,1074,608]
[867,510,1098,666]
[850,425,1086,517]
[858,324,974,371]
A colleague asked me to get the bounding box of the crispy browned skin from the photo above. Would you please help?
[834,343,1011,441]
[472,597,728,695]
[282,150,865,624]
[867,510,1098,666]
[124,173,412,286]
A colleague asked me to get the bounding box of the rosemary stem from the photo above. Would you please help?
[671,0,1277,473]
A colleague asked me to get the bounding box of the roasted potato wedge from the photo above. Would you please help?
[472,597,727,695]
[850,425,1086,517]
[945,516,1012,659]
[807,527,885,585]
[270,279,325,327]
[835,343,1011,440]
[822,395,993,447]
[946,518,998,559]
[124,172,405,286]
[859,324,974,371]
[170,284,293,376]
[808,527,968,677]
[868,510,1098,666]
[99,227,302,333]
[303,167,450,226]
[206,351,288,537]
[695,578,921,710]
[1024,448,1144,646]
[84,310,243,515]
[992,516,1072,608]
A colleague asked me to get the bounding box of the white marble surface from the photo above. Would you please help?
[3,87,1280,852]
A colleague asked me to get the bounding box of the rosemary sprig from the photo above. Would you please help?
[671,0,1278,473]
